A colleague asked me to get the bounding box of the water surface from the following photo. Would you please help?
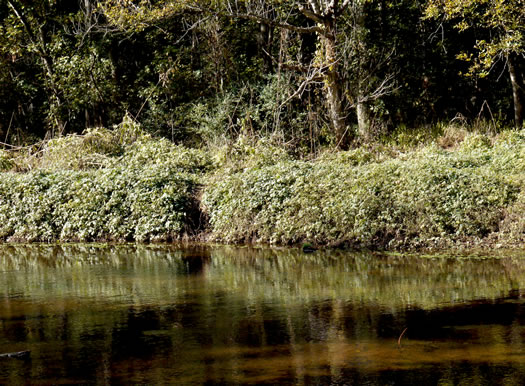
[1,244,525,384]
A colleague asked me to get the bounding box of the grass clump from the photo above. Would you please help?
[37,115,146,171]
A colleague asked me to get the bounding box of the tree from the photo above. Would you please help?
[425,0,525,128]
[0,0,120,138]
[100,0,397,147]
[5,0,66,135]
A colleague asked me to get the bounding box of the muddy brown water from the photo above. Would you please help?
[2,244,525,384]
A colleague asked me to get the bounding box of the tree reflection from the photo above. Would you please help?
[2,245,525,383]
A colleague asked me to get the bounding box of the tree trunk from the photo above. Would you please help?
[508,55,524,128]
[356,99,371,139]
[257,22,273,72]
[322,30,349,148]
[354,3,373,141]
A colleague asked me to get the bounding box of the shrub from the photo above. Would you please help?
[210,135,291,172]
[203,141,521,248]
[0,126,211,242]
[119,137,212,174]
[0,166,200,242]
[181,75,328,154]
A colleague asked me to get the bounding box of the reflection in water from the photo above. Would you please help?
[1,245,525,383]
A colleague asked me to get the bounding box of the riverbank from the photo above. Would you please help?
[2,122,525,250]
[203,131,525,250]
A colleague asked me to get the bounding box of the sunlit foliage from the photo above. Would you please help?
[0,118,211,242]
[203,130,525,248]
[425,0,525,77]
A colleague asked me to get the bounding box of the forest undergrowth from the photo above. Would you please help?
[2,118,525,250]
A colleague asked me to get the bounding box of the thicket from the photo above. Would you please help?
[4,119,525,249]
[1,1,524,248]
[203,129,525,249]
[1,1,522,150]
[0,119,211,242]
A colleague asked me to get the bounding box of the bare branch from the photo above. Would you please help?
[279,63,328,108]
[298,4,326,24]
[355,73,398,105]
[174,16,212,45]
[220,11,324,35]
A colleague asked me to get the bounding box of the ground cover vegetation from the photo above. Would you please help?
[202,129,525,249]
[1,0,525,249]
[2,121,525,249]
[0,118,212,241]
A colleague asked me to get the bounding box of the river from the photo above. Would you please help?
[1,244,525,384]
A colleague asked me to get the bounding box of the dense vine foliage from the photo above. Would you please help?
[3,126,525,248]
[203,130,525,249]
[0,124,211,242]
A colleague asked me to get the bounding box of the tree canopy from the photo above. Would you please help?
[426,0,525,127]
[0,0,523,150]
